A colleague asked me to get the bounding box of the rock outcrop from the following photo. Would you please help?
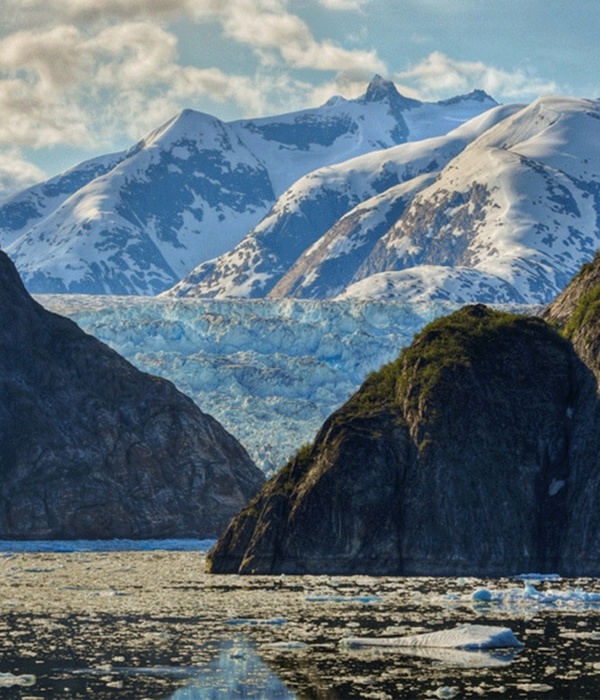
[0,250,264,539]
[209,282,600,576]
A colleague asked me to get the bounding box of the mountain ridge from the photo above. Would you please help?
[0,77,498,296]
[172,96,600,306]
[168,102,516,299]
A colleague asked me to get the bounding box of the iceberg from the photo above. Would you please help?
[367,646,519,668]
[0,673,36,688]
[341,623,523,650]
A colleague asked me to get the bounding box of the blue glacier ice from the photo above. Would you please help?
[36,296,537,473]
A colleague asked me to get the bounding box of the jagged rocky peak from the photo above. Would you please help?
[438,88,496,105]
[361,74,421,110]
[208,297,600,577]
[0,249,264,539]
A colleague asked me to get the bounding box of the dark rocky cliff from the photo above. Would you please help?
[209,291,600,576]
[0,250,264,539]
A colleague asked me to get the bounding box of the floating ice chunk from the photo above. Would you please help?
[305,594,382,604]
[0,672,36,687]
[225,617,287,626]
[429,687,459,699]
[548,479,565,496]
[392,646,518,667]
[471,582,600,610]
[341,623,523,650]
[517,683,554,693]
[514,573,561,581]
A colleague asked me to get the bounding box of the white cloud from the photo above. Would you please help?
[0,148,46,201]
[396,51,559,101]
[0,25,88,91]
[90,23,179,87]
[0,0,387,159]
[213,0,385,75]
[0,76,91,149]
[9,0,197,24]
[314,0,371,9]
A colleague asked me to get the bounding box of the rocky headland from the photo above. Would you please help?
[0,250,264,539]
[209,252,600,576]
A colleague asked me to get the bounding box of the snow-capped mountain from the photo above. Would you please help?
[169,102,514,299]
[0,77,497,295]
[2,112,277,295]
[342,96,600,304]
[171,96,600,306]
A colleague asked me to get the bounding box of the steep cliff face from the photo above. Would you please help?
[209,304,590,575]
[0,250,264,539]
[544,253,600,574]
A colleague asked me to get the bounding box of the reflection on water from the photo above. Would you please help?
[2,550,600,698]
[169,640,296,699]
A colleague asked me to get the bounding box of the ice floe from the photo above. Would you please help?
[471,582,600,610]
[0,672,36,687]
[305,594,382,604]
[341,623,523,650]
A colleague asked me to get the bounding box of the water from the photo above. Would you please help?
[1,546,600,698]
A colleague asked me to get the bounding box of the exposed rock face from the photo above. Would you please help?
[209,298,600,576]
[543,251,600,574]
[0,250,264,539]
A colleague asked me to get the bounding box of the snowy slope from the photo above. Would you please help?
[344,96,600,304]
[169,103,514,299]
[0,77,496,296]
[337,265,523,303]
[3,111,276,294]
[0,151,128,247]
[171,96,600,306]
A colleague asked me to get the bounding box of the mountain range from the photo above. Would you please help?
[2,79,600,306]
[0,77,497,296]
[174,95,600,306]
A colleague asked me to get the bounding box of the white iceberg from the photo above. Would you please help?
[341,623,523,650]
[0,672,36,687]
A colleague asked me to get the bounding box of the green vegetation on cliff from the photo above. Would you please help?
[340,304,568,422]
[563,285,600,339]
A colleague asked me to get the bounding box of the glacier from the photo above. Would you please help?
[37,296,537,473]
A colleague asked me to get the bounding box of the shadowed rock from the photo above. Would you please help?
[0,250,264,539]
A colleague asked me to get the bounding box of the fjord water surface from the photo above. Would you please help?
[1,543,600,698]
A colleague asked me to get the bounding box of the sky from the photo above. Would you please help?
[0,0,599,200]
